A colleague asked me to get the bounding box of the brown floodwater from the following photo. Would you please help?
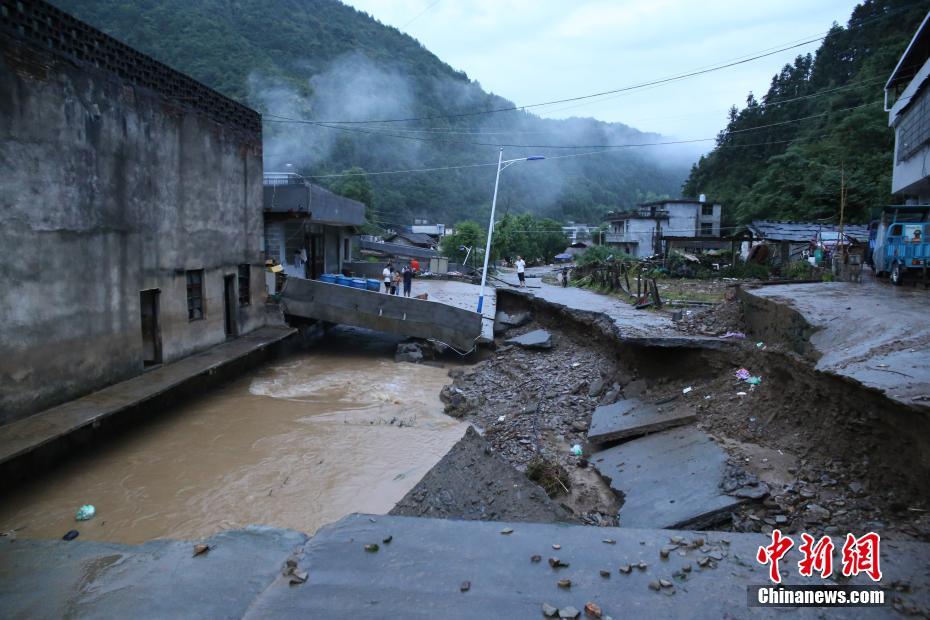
[0,328,466,544]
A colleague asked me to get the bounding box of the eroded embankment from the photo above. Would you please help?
[398,287,930,540]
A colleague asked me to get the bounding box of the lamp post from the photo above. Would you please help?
[477,148,545,314]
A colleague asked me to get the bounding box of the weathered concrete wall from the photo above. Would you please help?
[0,4,265,423]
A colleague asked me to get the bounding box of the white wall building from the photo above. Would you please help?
[604,199,723,258]
[885,12,930,203]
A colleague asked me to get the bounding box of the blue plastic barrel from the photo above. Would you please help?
[319,274,337,284]
[335,275,352,287]
[351,278,367,289]
[366,279,380,292]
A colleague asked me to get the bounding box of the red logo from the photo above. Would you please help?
[756,529,794,584]
[757,530,882,583]
[841,532,882,582]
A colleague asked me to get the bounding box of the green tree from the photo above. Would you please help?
[441,221,486,268]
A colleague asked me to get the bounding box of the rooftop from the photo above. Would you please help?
[746,220,870,243]
[886,11,930,91]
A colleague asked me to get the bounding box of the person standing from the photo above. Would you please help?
[382,263,392,293]
[410,258,420,273]
[515,255,526,287]
[561,266,569,287]
[402,264,414,297]
[391,268,401,295]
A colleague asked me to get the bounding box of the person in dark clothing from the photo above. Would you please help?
[402,264,413,297]
[561,266,570,287]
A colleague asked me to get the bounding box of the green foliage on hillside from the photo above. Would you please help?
[441,221,486,267]
[52,0,687,228]
[683,0,926,227]
[493,214,567,264]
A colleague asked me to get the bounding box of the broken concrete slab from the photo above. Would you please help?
[493,310,532,335]
[245,514,929,618]
[504,329,552,349]
[394,342,424,363]
[0,526,307,619]
[3,514,929,617]
[587,399,696,444]
[591,426,744,529]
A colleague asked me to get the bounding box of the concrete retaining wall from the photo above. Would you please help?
[0,6,265,423]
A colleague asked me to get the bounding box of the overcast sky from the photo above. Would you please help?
[343,0,862,143]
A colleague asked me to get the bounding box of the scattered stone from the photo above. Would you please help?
[559,607,580,619]
[501,528,514,535]
[805,504,831,522]
[364,544,379,552]
[571,420,588,432]
[584,602,603,618]
[602,539,616,545]
[659,579,673,588]
[382,535,393,544]
[542,603,559,618]
[682,564,692,573]
[618,564,632,574]
[62,530,79,541]
[557,578,572,588]
[599,570,611,578]
[549,557,569,568]
[505,329,553,350]
[283,558,308,586]
[648,580,661,591]
[636,562,648,571]
[531,555,542,563]
[192,543,210,557]
[460,581,471,592]
[552,544,561,550]
[588,378,606,398]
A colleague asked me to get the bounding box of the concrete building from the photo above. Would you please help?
[885,12,930,203]
[0,0,266,424]
[561,222,595,244]
[604,199,723,258]
[262,173,366,279]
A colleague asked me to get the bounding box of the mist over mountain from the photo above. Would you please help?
[51,0,690,227]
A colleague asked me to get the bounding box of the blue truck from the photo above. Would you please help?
[869,205,930,285]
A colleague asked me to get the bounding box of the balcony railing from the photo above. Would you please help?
[605,232,627,243]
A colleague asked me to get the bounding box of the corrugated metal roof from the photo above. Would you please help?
[359,239,439,260]
[747,220,869,243]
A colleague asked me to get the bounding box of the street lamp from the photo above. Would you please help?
[477,148,545,314]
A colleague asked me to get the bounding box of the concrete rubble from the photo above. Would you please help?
[587,399,696,444]
[504,329,554,349]
[592,426,746,529]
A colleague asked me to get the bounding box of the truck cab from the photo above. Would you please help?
[871,205,930,284]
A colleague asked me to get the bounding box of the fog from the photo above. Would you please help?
[250,51,699,223]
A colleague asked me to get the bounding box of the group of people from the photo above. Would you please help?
[382,260,418,297]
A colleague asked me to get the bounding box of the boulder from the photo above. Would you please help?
[394,342,423,364]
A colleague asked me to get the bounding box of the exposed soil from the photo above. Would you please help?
[390,426,575,524]
[396,286,929,542]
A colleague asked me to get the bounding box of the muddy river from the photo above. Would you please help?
[0,328,466,544]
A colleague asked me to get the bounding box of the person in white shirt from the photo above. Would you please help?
[382,263,393,293]
[515,256,526,287]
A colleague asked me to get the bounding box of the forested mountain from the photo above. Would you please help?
[50,0,688,227]
[683,0,927,227]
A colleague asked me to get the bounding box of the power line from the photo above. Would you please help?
[305,132,832,179]
[400,0,441,29]
[268,99,882,150]
[263,37,825,127]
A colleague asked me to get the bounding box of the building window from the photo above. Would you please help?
[701,204,713,216]
[700,222,713,236]
[237,264,251,306]
[186,270,205,321]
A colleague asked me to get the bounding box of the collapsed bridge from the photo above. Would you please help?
[280,277,485,352]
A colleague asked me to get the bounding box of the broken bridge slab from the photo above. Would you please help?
[3,514,930,617]
[591,426,744,529]
[245,514,928,618]
[587,398,696,444]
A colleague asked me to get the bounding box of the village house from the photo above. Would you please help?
[604,198,723,258]
[262,172,366,281]
[885,12,930,204]
[744,221,870,266]
[0,0,268,423]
